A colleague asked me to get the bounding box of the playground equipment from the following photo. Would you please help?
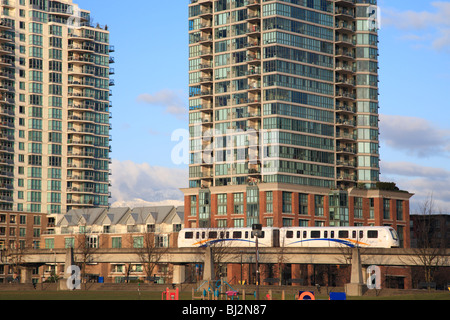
[162,287,179,300]
[297,291,315,300]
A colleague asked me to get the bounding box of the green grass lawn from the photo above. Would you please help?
[0,290,448,300]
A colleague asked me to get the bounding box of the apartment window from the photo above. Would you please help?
[233,219,244,227]
[133,236,143,248]
[282,218,293,227]
[383,199,390,220]
[246,188,259,227]
[282,192,292,213]
[156,235,168,248]
[299,219,309,227]
[396,200,403,221]
[86,236,98,249]
[354,197,363,219]
[369,198,374,219]
[266,191,273,213]
[315,195,324,216]
[112,237,122,249]
[45,238,54,249]
[217,194,227,215]
[65,238,75,248]
[299,193,308,215]
[233,193,244,214]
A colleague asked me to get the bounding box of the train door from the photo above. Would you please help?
[273,229,280,247]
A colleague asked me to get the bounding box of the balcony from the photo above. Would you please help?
[336,132,356,141]
[68,44,95,53]
[336,145,356,154]
[336,91,356,101]
[68,56,94,65]
[335,7,355,19]
[336,118,356,127]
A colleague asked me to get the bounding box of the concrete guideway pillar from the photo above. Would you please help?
[345,247,367,296]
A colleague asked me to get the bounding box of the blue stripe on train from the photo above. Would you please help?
[287,238,357,248]
[199,239,257,248]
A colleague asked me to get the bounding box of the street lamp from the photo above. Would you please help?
[252,224,262,300]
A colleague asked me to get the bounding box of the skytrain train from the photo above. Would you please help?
[178,226,400,249]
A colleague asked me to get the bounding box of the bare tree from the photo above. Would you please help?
[5,244,26,283]
[410,195,448,290]
[135,232,168,283]
[73,224,101,288]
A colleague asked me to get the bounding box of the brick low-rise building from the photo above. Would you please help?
[0,211,48,283]
[38,206,184,284]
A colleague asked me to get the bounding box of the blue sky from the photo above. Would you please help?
[75,0,450,212]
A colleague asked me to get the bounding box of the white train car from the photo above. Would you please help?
[279,226,399,248]
[178,227,280,248]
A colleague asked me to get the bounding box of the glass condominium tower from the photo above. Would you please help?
[184,0,408,229]
[0,0,113,214]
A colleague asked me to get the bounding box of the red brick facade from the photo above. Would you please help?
[182,183,413,289]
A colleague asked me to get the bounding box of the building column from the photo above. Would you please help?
[172,264,186,284]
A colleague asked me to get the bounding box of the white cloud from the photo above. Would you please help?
[381,2,450,51]
[109,159,188,207]
[380,161,450,213]
[379,114,450,158]
[137,89,188,120]
[382,2,450,29]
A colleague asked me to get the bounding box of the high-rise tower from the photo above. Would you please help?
[0,0,113,214]
[184,0,411,240]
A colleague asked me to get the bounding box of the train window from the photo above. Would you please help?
[352,231,357,239]
[330,231,334,238]
[260,231,265,238]
[286,231,293,238]
[220,232,225,239]
[209,232,217,239]
[359,231,364,239]
[201,231,206,239]
[185,232,194,239]
[324,231,328,238]
[245,231,249,239]
[226,232,230,238]
[368,230,378,238]
[296,231,301,238]
[338,230,349,238]
[196,232,200,239]
[233,231,242,239]
[311,231,320,238]
[303,231,307,238]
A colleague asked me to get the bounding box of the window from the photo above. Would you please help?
[299,193,308,215]
[208,231,218,239]
[311,231,321,238]
[217,194,227,215]
[65,238,74,248]
[338,230,349,238]
[233,231,242,239]
[185,232,194,239]
[86,236,98,248]
[368,230,378,238]
[282,192,292,213]
[286,230,293,238]
[266,191,273,213]
[383,199,390,219]
[112,237,122,248]
[133,236,143,248]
